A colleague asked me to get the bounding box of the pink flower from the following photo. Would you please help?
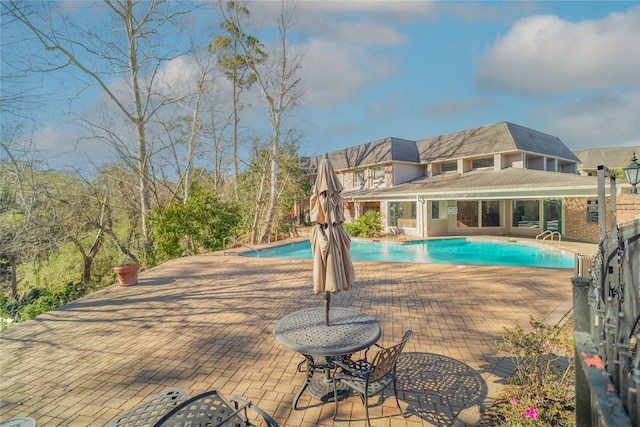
[544,342,550,351]
[511,398,519,406]
[523,407,538,420]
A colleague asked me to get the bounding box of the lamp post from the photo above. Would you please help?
[624,152,640,194]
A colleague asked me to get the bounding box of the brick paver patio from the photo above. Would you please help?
[0,240,583,426]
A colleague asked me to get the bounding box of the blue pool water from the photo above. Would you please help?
[241,238,575,268]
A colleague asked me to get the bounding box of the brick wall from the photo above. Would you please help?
[565,195,640,243]
[564,197,600,243]
[617,194,640,225]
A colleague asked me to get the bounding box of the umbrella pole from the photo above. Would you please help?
[324,292,330,326]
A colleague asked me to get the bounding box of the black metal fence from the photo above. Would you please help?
[573,219,640,426]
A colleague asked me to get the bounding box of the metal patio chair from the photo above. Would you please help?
[109,388,189,427]
[331,330,412,427]
[109,388,279,427]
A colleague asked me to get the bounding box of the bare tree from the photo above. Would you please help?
[205,108,236,194]
[210,3,263,201]
[0,143,40,299]
[225,0,302,243]
[156,51,219,205]
[249,144,270,245]
[1,141,104,290]
[4,0,202,252]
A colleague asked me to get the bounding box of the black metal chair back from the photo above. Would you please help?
[332,330,412,427]
[152,390,280,427]
[369,330,412,383]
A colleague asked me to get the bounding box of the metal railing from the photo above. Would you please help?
[572,219,640,426]
[223,236,259,257]
[571,163,640,426]
[575,253,594,277]
[536,229,562,242]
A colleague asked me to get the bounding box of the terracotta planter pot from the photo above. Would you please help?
[113,264,140,286]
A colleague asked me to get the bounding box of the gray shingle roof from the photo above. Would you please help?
[574,147,640,169]
[506,123,579,161]
[306,122,582,173]
[307,137,419,171]
[416,122,579,163]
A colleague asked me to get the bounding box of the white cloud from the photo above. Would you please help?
[540,90,640,149]
[476,7,640,95]
[255,1,431,45]
[276,1,435,26]
[273,2,432,112]
[300,38,401,109]
[444,1,537,23]
[91,56,205,110]
[152,56,203,97]
[31,56,210,169]
[30,124,116,170]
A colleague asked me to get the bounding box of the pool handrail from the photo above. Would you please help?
[223,236,260,257]
[536,230,562,243]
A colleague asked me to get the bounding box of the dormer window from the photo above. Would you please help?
[354,169,365,188]
[441,162,457,173]
[372,166,385,187]
[472,157,494,169]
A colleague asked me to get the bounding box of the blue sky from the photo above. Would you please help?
[2,1,639,168]
[288,0,639,157]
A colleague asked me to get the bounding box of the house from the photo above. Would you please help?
[574,147,638,176]
[302,122,634,243]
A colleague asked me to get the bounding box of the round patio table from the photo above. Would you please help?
[274,307,381,407]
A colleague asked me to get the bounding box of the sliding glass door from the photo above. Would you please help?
[543,200,562,232]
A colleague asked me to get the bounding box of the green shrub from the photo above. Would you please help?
[0,299,11,331]
[1,282,85,327]
[344,222,360,236]
[489,317,575,426]
[149,185,240,261]
[345,211,383,238]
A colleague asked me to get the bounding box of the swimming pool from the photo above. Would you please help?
[241,238,575,268]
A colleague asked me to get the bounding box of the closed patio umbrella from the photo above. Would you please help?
[310,156,355,326]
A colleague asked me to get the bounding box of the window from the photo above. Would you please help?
[512,200,540,228]
[388,201,417,228]
[362,202,379,214]
[457,201,478,227]
[441,162,457,173]
[431,200,447,219]
[372,166,385,186]
[544,200,560,231]
[457,200,502,228]
[482,201,501,227]
[354,170,365,188]
[472,157,494,169]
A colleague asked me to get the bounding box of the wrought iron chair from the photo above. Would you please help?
[331,330,412,426]
[109,388,189,427]
[109,388,279,427]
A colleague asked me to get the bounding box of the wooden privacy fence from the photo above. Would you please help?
[573,220,640,426]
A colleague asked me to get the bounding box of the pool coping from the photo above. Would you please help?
[232,234,586,269]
